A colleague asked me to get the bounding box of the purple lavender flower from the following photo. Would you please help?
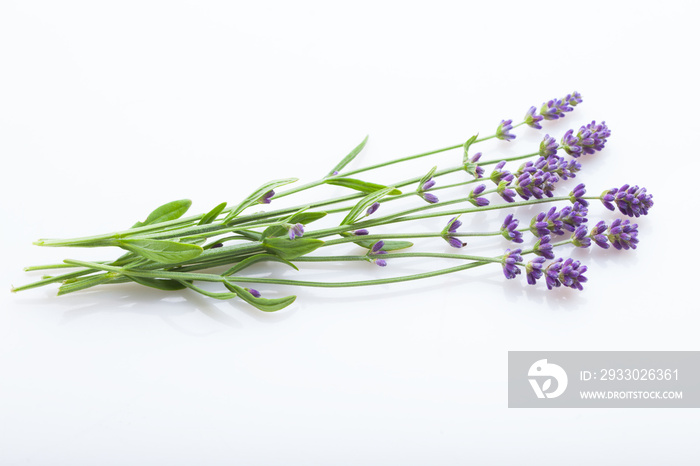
[468,184,490,207]
[589,221,610,249]
[561,121,611,157]
[500,214,523,243]
[353,229,369,236]
[464,152,485,179]
[526,257,546,285]
[442,217,466,248]
[545,258,588,290]
[366,202,380,216]
[421,192,439,204]
[530,207,565,237]
[368,240,388,266]
[259,190,275,204]
[246,288,261,298]
[572,225,591,248]
[514,170,558,200]
[607,218,639,250]
[524,106,544,130]
[539,135,559,157]
[496,181,517,203]
[601,184,653,217]
[533,235,555,259]
[539,97,574,120]
[490,161,514,184]
[496,119,516,141]
[558,201,588,232]
[501,248,523,279]
[569,183,588,206]
[288,223,305,240]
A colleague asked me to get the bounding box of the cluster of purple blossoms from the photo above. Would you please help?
[259,190,275,204]
[418,177,439,204]
[569,183,588,206]
[496,119,516,141]
[501,248,523,279]
[561,121,611,157]
[500,214,523,243]
[490,162,516,203]
[513,170,558,200]
[533,235,554,259]
[442,217,466,248]
[530,202,589,238]
[571,225,591,248]
[526,257,546,285]
[288,223,305,240]
[496,181,517,203]
[516,154,581,182]
[468,184,489,207]
[525,92,582,129]
[367,240,388,267]
[464,152,484,179]
[539,92,583,121]
[601,184,653,217]
[539,135,559,157]
[591,219,639,250]
[544,258,588,290]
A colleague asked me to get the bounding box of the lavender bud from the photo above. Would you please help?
[501,248,523,279]
[246,288,261,298]
[524,106,544,130]
[288,223,305,240]
[500,214,523,243]
[468,184,490,207]
[496,119,516,141]
[353,229,369,236]
[259,190,275,204]
[421,192,439,204]
[569,183,588,206]
[366,202,380,216]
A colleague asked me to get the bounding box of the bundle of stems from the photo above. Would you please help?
[12,93,653,311]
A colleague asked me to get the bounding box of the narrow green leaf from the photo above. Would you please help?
[341,186,396,226]
[353,240,414,251]
[327,135,368,177]
[132,199,192,228]
[261,211,328,239]
[262,237,325,260]
[128,276,187,291]
[178,280,238,300]
[224,282,297,312]
[198,202,227,225]
[223,253,299,276]
[462,134,479,164]
[325,177,402,195]
[224,178,298,222]
[118,239,203,263]
[417,166,437,192]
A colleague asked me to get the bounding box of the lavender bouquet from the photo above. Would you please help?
[13,93,653,311]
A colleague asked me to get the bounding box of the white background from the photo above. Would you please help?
[1,1,698,464]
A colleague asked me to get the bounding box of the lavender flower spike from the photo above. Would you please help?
[533,235,555,259]
[468,184,489,207]
[530,207,564,237]
[545,258,588,290]
[501,248,523,279]
[601,184,653,217]
[539,135,559,157]
[569,183,588,207]
[561,121,611,157]
[524,107,544,130]
[526,257,546,285]
[539,96,575,120]
[607,219,639,250]
[572,225,591,248]
[496,119,516,141]
[500,214,523,243]
[589,221,610,249]
[442,217,466,248]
